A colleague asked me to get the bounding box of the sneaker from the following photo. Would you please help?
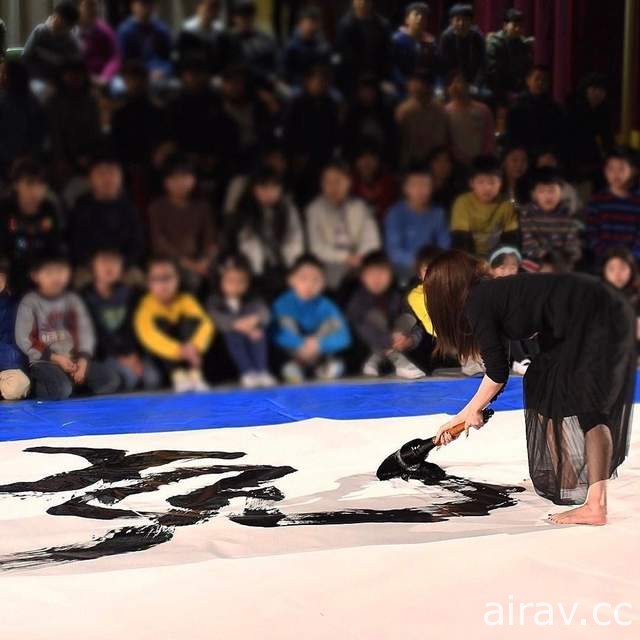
[186,369,209,392]
[256,371,277,387]
[171,369,191,393]
[282,361,304,384]
[512,359,531,376]
[461,358,485,377]
[240,372,261,388]
[362,354,382,377]
[389,352,425,379]
[315,358,344,380]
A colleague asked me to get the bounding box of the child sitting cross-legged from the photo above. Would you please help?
[83,247,161,392]
[15,252,120,400]
[134,257,214,392]
[272,254,351,384]
[207,254,276,389]
[347,250,424,379]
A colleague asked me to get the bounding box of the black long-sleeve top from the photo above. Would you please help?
[464,273,613,384]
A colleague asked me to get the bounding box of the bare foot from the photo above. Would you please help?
[547,503,607,526]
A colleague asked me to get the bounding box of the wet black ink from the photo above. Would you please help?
[0,525,174,572]
[0,446,524,571]
[230,475,524,527]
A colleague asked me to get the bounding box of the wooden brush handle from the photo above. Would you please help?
[432,409,494,445]
[432,421,466,445]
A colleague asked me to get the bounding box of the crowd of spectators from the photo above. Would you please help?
[0,0,638,402]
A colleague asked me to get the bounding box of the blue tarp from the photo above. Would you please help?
[0,374,638,442]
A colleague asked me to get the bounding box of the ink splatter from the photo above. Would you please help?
[0,446,524,571]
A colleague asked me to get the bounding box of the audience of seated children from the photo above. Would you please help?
[272,255,351,383]
[207,253,276,388]
[347,250,423,379]
[384,165,450,283]
[520,167,581,268]
[306,162,381,291]
[15,252,120,400]
[83,247,160,392]
[0,159,63,294]
[148,154,217,293]
[586,148,640,262]
[450,154,519,257]
[0,257,30,400]
[134,257,214,392]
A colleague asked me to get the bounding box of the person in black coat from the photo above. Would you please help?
[506,65,566,159]
[438,3,486,89]
[167,61,240,177]
[342,74,397,162]
[283,65,340,203]
[565,73,615,187]
[335,0,392,94]
[111,61,167,170]
[0,60,48,181]
[283,6,332,88]
[70,153,145,274]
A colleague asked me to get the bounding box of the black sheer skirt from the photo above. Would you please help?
[523,287,636,505]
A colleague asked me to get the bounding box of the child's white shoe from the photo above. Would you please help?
[362,354,382,377]
[316,358,344,380]
[282,361,304,384]
[257,371,277,387]
[390,353,425,379]
[240,372,261,388]
[188,369,209,392]
[172,369,191,393]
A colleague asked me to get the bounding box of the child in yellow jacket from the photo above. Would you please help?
[134,257,214,392]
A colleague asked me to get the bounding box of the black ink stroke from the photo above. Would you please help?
[0,447,524,571]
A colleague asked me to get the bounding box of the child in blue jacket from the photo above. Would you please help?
[272,254,351,383]
[0,258,30,400]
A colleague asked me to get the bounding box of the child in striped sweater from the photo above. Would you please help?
[520,167,581,269]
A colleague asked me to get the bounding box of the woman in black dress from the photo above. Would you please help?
[425,250,636,525]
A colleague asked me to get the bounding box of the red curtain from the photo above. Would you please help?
[472,0,625,104]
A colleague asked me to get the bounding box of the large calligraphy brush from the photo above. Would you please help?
[376,408,494,481]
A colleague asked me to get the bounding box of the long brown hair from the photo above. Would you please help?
[424,250,490,360]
